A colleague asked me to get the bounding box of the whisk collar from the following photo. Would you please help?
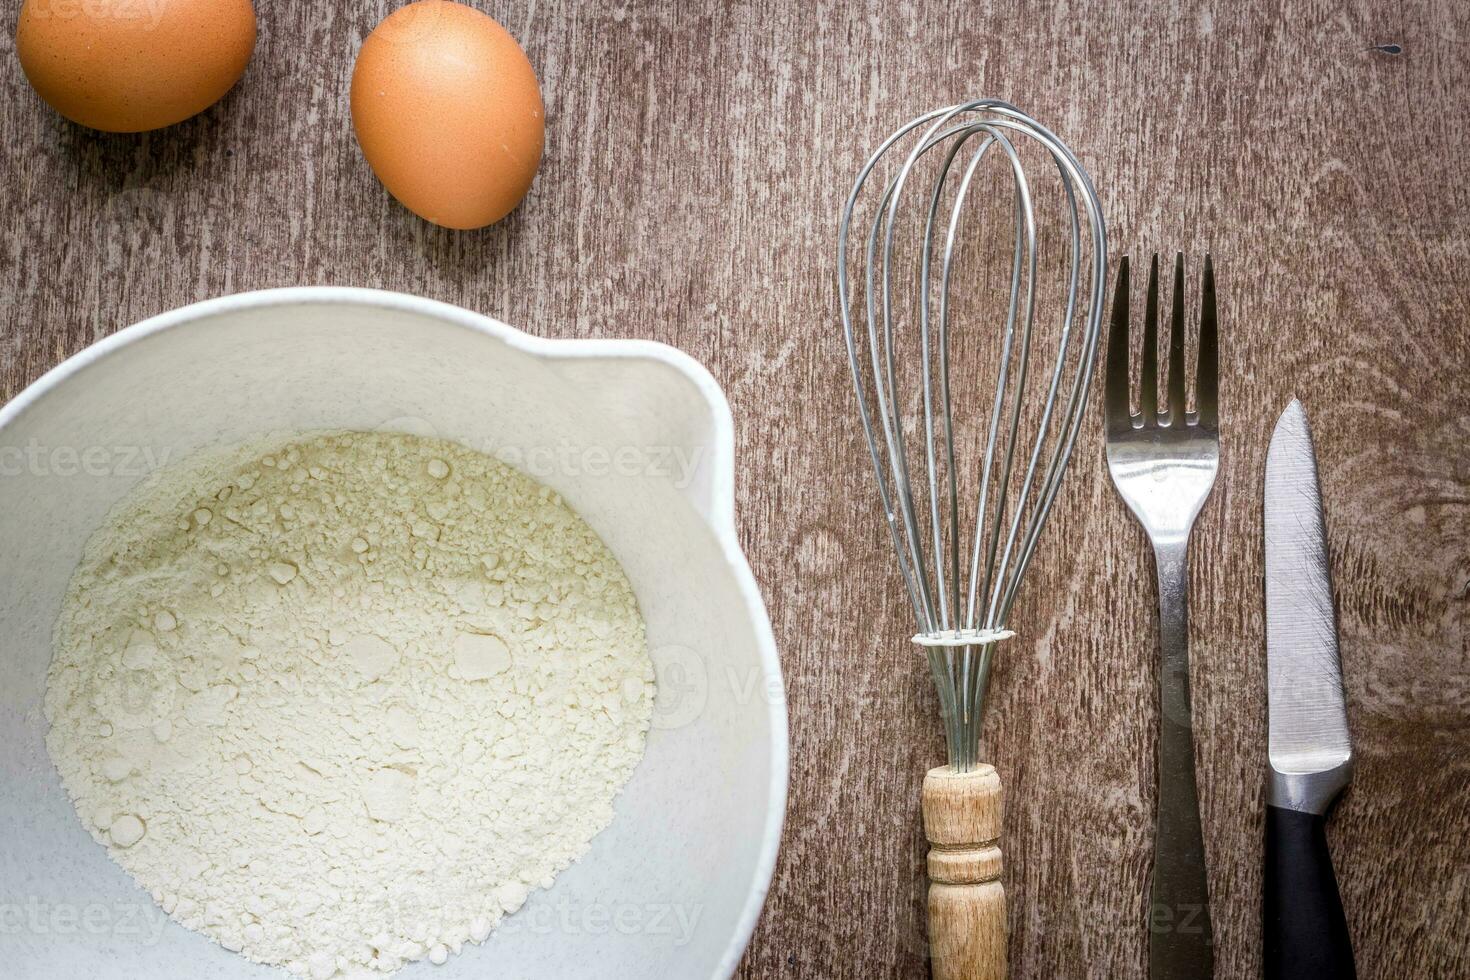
[911,628,1016,648]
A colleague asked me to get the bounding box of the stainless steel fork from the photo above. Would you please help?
[1105,253,1220,979]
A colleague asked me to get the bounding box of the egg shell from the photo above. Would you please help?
[351,0,545,230]
[15,0,256,133]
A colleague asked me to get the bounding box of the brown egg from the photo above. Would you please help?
[351,1,545,230]
[15,0,256,133]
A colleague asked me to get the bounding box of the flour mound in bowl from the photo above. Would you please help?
[44,431,655,978]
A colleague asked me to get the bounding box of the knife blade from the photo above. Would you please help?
[1264,398,1352,809]
[1263,398,1356,980]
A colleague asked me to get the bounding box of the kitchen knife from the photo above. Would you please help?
[1263,399,1356,980]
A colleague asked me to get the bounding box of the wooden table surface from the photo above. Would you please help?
[3,1,1467,977]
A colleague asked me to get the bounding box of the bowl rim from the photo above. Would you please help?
[0,286,789,979]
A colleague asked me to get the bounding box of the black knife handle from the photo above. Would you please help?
[1264,805,1355,980]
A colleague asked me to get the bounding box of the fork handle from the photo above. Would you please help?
[923,765,1006,980]
[1149,541,1214,978]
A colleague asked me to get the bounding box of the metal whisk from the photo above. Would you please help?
[837,100,1106,980]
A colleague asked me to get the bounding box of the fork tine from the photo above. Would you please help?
[1105,255,1132,423]
[1168,252,1186,422]
[1140,254,1160,418]
[1196,254,1218,426]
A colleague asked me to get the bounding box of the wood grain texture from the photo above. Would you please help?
[2,0,1468,977]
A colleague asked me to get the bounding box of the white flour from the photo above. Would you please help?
[44,431,654,978]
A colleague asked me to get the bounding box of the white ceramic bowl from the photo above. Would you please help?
[0,288,787,979]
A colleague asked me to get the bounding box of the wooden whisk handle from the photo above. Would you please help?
[922,764,1007,980]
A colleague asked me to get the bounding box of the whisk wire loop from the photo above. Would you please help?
[839,100,1106,771]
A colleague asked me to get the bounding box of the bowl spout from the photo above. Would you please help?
[542,344,737,541]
